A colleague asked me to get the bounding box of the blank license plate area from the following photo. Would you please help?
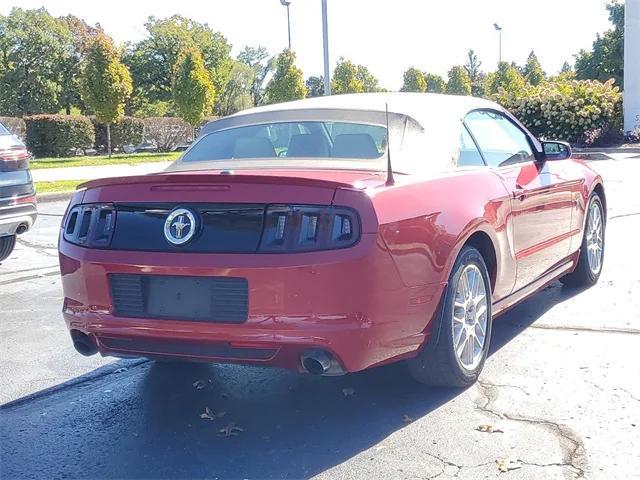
[146,276,213,320]
[109,274,248,323]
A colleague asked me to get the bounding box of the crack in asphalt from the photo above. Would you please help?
[475,379,586,479]
[16,238,58,257]
[0,270,59,286]
[617,387,640,403]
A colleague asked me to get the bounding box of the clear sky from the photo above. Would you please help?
[1,0,614,89]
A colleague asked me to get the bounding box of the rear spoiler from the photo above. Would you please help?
[78,171,360,191]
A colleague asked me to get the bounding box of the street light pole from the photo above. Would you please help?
[322,0,331,95]
[494,23,503,64]
[280,0,292,50]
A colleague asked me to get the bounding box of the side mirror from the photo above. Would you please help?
[541,141,572,161]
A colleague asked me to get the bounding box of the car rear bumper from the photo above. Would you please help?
[0,197,37,236]
[59,234,445,373]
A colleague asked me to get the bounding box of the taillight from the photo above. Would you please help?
[63,204,116,248]
[259,205,360,252]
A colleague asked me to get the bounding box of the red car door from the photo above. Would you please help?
[465,110,574,291]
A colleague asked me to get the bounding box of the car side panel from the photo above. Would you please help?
[371,169,516,302]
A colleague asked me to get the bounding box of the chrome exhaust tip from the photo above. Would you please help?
[71,330,98,356]
[300,349,346,376]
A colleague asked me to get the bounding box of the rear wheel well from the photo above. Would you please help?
[593,183,606,220]
[464,231,497,292]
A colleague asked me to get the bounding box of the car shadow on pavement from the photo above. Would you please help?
[0,282,589,479]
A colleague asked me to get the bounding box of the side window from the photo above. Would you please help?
[464,110,534,167]
[458,126,485,167]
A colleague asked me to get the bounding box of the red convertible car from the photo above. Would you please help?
[59,93,605,387]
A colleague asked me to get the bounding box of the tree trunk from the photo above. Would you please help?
[107,123,112,158]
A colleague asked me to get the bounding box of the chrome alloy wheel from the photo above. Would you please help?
[452,264,488,370]
[586,201,604,275]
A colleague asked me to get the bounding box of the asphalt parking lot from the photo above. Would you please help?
[1,157,639,479]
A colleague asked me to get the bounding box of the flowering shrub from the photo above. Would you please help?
[504,79,622,144]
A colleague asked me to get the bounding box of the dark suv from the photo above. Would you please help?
[0,122,37,262]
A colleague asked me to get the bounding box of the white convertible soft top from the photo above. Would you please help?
[174,92,505,175]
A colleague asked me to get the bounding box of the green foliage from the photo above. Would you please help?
[305,76,325,98]
[523,51,546,86]
[485,61,527,102]
[504,78,622,143]
[172,47,215,127]
[264,49,306,104]
[0,8,72,115]
[401,67,427,92]
[332,58,363,94]
[356,64,381,92]
[59,15,103,115]
[575,2,624,87]
[331,58,381,94]
[90,116,144,151]
[124,15,232,113]
[446,66,472,96]
[218,60,254,116]
[24,114,95,157]
[425,73,446,93]
[81,33,133,125]
[464,49,484,96]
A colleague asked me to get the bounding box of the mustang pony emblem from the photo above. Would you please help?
[164,208,197,245]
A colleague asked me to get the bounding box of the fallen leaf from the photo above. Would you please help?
[496,459,521,473]
[476,424,504,433]
[200,407,226,421]
[113,367,128,374]
[402,415,413,424]
[342,387,355,397]
[219,423,244,437]
[193,379,213,390]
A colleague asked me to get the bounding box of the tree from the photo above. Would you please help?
[425,73,446,93]
[574,2,624,87]
[124,15,232,113]
[81,33,133,157]
[464,49,482,82]
[356,64,381,92]
[560,61,573,74]
[237,45,275,106]
[464,49,484,96]
[485,61,527,100]
[263,49,306,104]
[0,8,72,115]
[446,66,472,95]
[218,59,253,116]
[173,47,215,129]
[401,67,426,92]
[332,58,364,94]
[523,50,546,86]
[59,15,103,114]
[305,76,325,97]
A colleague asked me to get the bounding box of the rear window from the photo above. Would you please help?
[182,121,387,163]
[0,170,31,187]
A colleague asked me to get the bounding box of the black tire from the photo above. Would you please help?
[0,235,16,262]
[407,246,493,387]
[560,193,605,288]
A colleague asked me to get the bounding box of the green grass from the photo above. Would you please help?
[30,152,181,170]
[35,179,88,194]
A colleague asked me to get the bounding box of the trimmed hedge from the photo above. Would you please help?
[0,116,27,140]
[91,116,144,152]
[504,79,622,144]
[24,115,95,158]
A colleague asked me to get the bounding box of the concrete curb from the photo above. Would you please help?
[37,191,74,203]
